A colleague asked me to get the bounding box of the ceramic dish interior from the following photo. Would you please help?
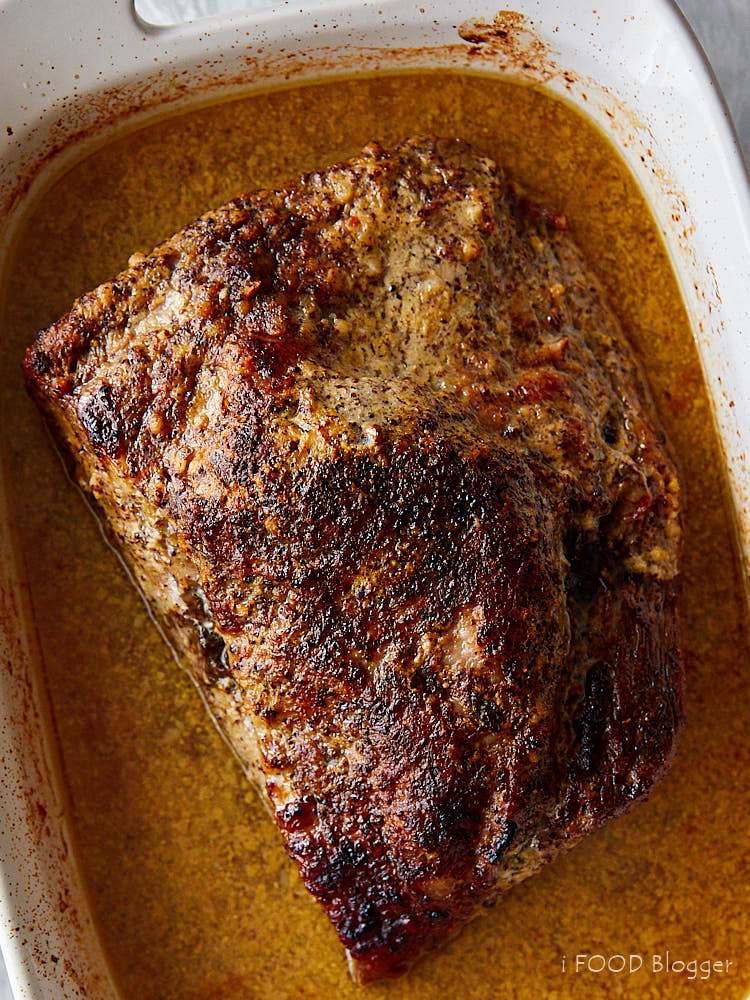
[0,1,749,998]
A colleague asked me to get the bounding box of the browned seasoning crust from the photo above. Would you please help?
[24,137,683,982]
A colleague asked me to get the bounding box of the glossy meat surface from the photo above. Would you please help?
[25,137,683,981]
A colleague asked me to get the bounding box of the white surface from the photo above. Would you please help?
[136,0,263,24]
[0,1,747,998]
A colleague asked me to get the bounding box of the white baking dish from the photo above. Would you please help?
[1,1,748,997]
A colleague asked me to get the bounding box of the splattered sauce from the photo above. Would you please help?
[0,72,747,1000]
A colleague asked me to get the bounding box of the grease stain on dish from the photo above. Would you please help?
[458,10,553,78]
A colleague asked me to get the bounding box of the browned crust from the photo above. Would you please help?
[24,136,683,981]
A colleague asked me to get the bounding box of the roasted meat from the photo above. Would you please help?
[24,136,683,982]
